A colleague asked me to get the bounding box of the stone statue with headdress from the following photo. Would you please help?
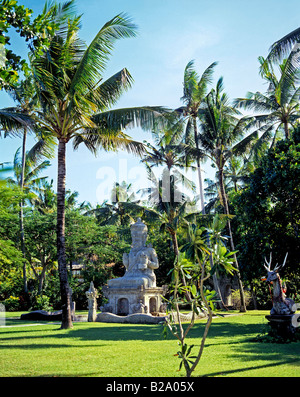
[108,218,159,289]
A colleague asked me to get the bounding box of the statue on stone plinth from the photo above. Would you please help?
[86,281,98,322]
[108,218,159,289]
[263,253,295,315]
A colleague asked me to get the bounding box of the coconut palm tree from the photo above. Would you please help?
[234,55,300,145]
[6,145,50,293]
[188,77,254,312]
[176,60,218,213]
[31,8,168,328]
[142,125,196,194]
[6,76,55,293]
[87,181,144,226]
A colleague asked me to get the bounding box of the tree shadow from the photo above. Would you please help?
[202,359,300,377]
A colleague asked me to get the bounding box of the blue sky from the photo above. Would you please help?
[1,0,300,206]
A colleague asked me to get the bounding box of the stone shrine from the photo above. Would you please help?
[100,218,166,316]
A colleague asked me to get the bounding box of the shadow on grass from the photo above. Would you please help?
[202,359,300,377]
[1,318,299,370]
[0,318,267,345]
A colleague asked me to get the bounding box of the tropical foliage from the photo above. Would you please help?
[1,0,300,378]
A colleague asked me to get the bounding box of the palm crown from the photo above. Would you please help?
[234,56,300,143]
[32,11,167,153]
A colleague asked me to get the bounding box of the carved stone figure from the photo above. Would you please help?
[131,300,146,314]
[86,281,98,322]
[108,218,159,288]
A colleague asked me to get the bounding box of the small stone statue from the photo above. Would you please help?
[86,281,98,322]
[131,300,146,314]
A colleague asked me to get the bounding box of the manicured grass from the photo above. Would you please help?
[0,311,299,377]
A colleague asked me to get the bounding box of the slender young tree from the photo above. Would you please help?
[31,6,168,328]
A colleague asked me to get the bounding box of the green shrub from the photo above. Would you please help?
[31,295,53,311]
[3,296,21,311]
[231,289,252,310]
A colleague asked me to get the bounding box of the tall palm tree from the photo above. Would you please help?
[234,55,300,144]
[140,165,196,258]
[6,145,50,293]
[176,60,218,213]
[189,78,253,312]
[7,76,55,293]
[31,7,168,328]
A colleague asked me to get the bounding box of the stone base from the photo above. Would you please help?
[96,312,167,324]
[265,314,296,339]
[102,285,167,316]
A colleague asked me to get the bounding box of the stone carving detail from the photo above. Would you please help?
[86,281,98,322]
[108,218,159,289]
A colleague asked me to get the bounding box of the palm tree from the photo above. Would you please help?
[6,146,50,291]
[31,7,168,328]
[176,60,218,213]
[189,77,253,312]
[140,165,196,258]
[6,76,55,293]
[142,126,196,195]
[87,181,144,226]
[234,55,300,144]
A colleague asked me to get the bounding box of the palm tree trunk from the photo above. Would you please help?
[19,128,28,294]
[57,139,73,329]
[218,167,247,312]
[284,121,290,140]
[193,118,205,213]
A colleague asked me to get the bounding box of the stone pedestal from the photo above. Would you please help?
[102,285,166,316]
[265,314,296,339]
[86,281,98,322]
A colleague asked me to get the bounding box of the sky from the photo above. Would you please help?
[1,0,300,206]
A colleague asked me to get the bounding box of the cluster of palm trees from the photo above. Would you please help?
[2,0,300,329]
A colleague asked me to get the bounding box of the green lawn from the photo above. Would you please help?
[0,311,299,377]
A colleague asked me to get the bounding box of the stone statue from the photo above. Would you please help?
[86,281,98,322]
[108,218,159,289]
[131,299,146,314]
[263,253,295,315]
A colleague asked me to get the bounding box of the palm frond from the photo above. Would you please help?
[0,109,34,136]
[267,27,300,62]
[91,106,170,132]
[87,68,134,112]
[69,13,137,99]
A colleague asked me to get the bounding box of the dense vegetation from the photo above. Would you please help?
[1,1,300,376]
[1,0,300,310]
